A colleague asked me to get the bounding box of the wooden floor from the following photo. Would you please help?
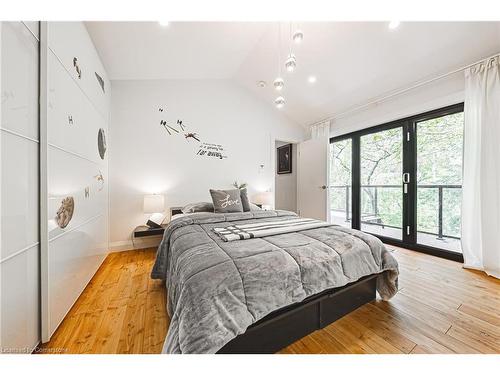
[40,246,500,354]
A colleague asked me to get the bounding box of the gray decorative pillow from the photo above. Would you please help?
[240,188,251,212]
[209,189,244,213]
[181,202,214,214]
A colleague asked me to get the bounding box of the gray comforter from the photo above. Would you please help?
[151,210,398,354]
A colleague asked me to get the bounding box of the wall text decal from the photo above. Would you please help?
[156,106,228,160]
[197,143,227,160]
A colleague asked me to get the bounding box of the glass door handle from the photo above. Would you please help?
[402,173,410,184]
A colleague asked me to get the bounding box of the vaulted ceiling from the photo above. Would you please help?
[86,21,500,126]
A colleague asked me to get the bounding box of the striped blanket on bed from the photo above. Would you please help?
[213,217,332,242]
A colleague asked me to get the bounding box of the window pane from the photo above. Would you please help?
[329,139,352,228]
[360,128,403,240]
[416,112,463,252]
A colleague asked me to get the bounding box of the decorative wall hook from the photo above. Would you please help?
[185,133,200,142]
[94,171,104,191]
[73,57,82,79]
[95,72,105,93]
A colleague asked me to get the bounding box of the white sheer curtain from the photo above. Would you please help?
[310,120,331,139]
[462,56,500,278]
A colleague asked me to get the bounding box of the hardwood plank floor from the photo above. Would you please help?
[40,246,500,354]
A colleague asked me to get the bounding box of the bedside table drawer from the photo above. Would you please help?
[134,225,168,238]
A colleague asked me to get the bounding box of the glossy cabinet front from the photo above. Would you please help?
[45,22,110,339]
[0,20,110,350]
[0,21,40,352]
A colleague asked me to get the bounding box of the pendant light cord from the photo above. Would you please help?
[278,23,282,77]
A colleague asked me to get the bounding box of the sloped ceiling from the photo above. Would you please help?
[86,21,500,127]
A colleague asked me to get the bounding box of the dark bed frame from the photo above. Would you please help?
[216,274,377,354]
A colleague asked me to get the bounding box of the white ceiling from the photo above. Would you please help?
[86,21,500,126]
[86,22,269,80]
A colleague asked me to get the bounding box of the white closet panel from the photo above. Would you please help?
[48,145,107,239]
[48,22,111,120]
[48,50,107,164]
[42,21,110,341]
[0,22,39,140]
[0,21,40,352]
[0,132,39,260]
[48,214,107,336]
[0,245,40,352]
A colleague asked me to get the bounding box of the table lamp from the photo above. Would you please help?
[144,194,165,228]
[253,191,272,210]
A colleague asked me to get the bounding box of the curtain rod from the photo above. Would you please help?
[310,51,500,128]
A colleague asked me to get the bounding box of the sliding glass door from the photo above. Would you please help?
[329,104,464,261]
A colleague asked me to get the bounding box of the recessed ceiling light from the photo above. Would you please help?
[388,21,400,30]
[308,76,317,84]
[257,80,267,88]
[159,21,170,27]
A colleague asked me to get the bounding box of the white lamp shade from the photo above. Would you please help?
[143,194,165,214]
[253,191,272,206]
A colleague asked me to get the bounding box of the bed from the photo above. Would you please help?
[151,210,399,354]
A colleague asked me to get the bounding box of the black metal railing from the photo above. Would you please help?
[329,184,461,240]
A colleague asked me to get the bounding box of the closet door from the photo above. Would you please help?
[41,21,110,342]
[0,21,40,352]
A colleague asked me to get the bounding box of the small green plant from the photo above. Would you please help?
[232,181,248,190]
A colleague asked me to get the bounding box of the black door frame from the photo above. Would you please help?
[330,103,464,262]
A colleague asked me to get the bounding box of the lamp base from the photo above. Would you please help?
[146,212,165,228]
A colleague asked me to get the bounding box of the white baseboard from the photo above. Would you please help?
[109,237,162,252]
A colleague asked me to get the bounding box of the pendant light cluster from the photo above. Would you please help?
[274,23,303,109]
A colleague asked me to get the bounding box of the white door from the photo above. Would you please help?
[297,137,329,221]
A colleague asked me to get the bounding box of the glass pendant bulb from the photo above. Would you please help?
[285,54,297,72]
[273,77,284,91]
[275,96,285,109]
[293,30,304,43]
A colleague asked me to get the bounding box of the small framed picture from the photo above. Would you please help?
[277,144,292,174]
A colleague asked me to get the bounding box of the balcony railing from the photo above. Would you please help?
[330,184,461,240]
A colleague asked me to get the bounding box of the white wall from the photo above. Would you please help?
[329,74,465,137]
[274,141,297,212]
[109,79,306,250]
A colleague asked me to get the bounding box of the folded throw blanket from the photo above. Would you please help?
[213,217,332,241]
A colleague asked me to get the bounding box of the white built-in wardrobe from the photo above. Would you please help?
[0,21,110,351]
